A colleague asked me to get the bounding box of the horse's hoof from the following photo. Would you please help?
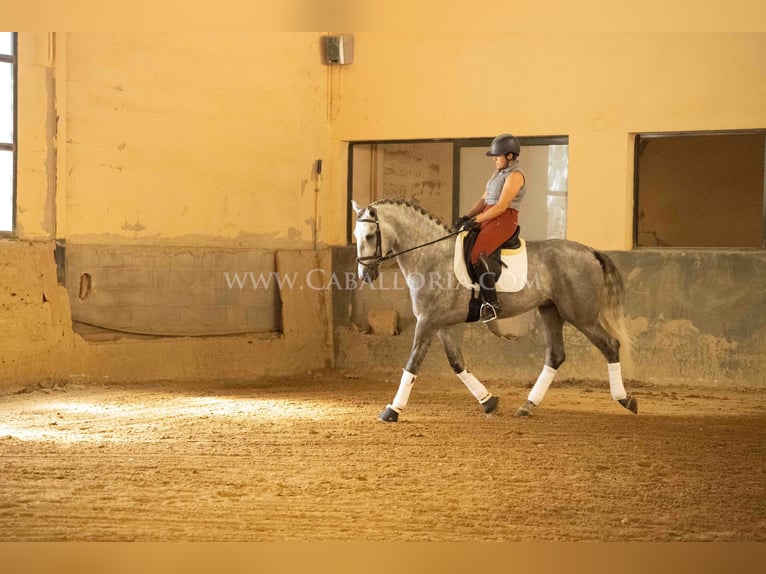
[618,395,638,414]
[378,405,399,423]
[481,395,499,416]
[514,400,536,417]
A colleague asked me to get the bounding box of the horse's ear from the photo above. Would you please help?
[351,200,364,218]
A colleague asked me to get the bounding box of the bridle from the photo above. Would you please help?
[355,216,385,271]
[355,213,461,271]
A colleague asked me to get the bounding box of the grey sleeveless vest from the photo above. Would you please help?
[485,160,526,210]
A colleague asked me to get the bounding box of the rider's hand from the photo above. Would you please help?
[454,215,474,231]
[459,217,478,232]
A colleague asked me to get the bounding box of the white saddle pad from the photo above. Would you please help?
[453,232,528,293]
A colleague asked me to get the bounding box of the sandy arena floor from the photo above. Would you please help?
[0,373,764,541]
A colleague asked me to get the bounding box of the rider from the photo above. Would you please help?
[456,133,526,322]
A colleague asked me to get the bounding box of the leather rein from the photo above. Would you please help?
[355,216,461,270]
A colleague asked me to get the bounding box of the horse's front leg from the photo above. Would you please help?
[437,326,499,416]
[378,319,438,423]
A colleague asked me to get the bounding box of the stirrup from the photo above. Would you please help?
[480,301,499,323]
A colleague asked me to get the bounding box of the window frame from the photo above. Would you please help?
[633,129,766,250]
[0,32,17,236]
[346,135,569,244]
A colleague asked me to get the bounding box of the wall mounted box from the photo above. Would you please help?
[322,34,353,65]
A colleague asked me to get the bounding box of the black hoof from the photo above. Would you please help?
[378,405,399,423]
[618,395,638,414]
[481,395,499,415]
[514,400,536,417]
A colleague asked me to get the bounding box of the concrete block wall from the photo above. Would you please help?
[333,246,766,387]
[0,242,335,392]
[66,245,279,335]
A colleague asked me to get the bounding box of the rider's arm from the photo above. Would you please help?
[465,192,487,218]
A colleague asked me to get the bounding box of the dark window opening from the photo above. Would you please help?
[634,131,766,249]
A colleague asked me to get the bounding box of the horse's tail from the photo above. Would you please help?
[593,250,634,369]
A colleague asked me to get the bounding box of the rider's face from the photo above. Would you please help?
[492,154,509,170]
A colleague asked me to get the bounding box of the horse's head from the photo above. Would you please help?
[352,200,389,283]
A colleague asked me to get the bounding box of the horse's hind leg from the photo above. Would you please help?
[437,327,499,416]
[577,323,638,414]
[515,304,566,417]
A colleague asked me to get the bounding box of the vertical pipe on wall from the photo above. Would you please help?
[314,158,322,250]
[325,57,342,121]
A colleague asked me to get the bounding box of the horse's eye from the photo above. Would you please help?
[365,234,375,241]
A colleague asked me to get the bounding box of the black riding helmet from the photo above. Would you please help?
[486,133,521,158]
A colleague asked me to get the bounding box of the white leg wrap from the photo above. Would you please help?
[608,362,627,400]
[528,365,557,406]
[391,370,417,412]
[457,370,491,403]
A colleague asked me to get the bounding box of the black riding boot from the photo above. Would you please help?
[476,254,500,323]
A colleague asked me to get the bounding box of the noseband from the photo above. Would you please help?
[355,217,384,271]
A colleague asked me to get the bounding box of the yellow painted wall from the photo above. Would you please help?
[39,33,766,249]
[15,33,55,240]
[12,33,766,251]
[61,33,331,248]
[327,33,766,249]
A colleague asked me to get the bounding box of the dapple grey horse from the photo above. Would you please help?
[352,198,638,422]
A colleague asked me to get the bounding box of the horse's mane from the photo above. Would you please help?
[368,198,451,231]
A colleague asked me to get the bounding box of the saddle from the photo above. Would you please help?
[453,227,528,294]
